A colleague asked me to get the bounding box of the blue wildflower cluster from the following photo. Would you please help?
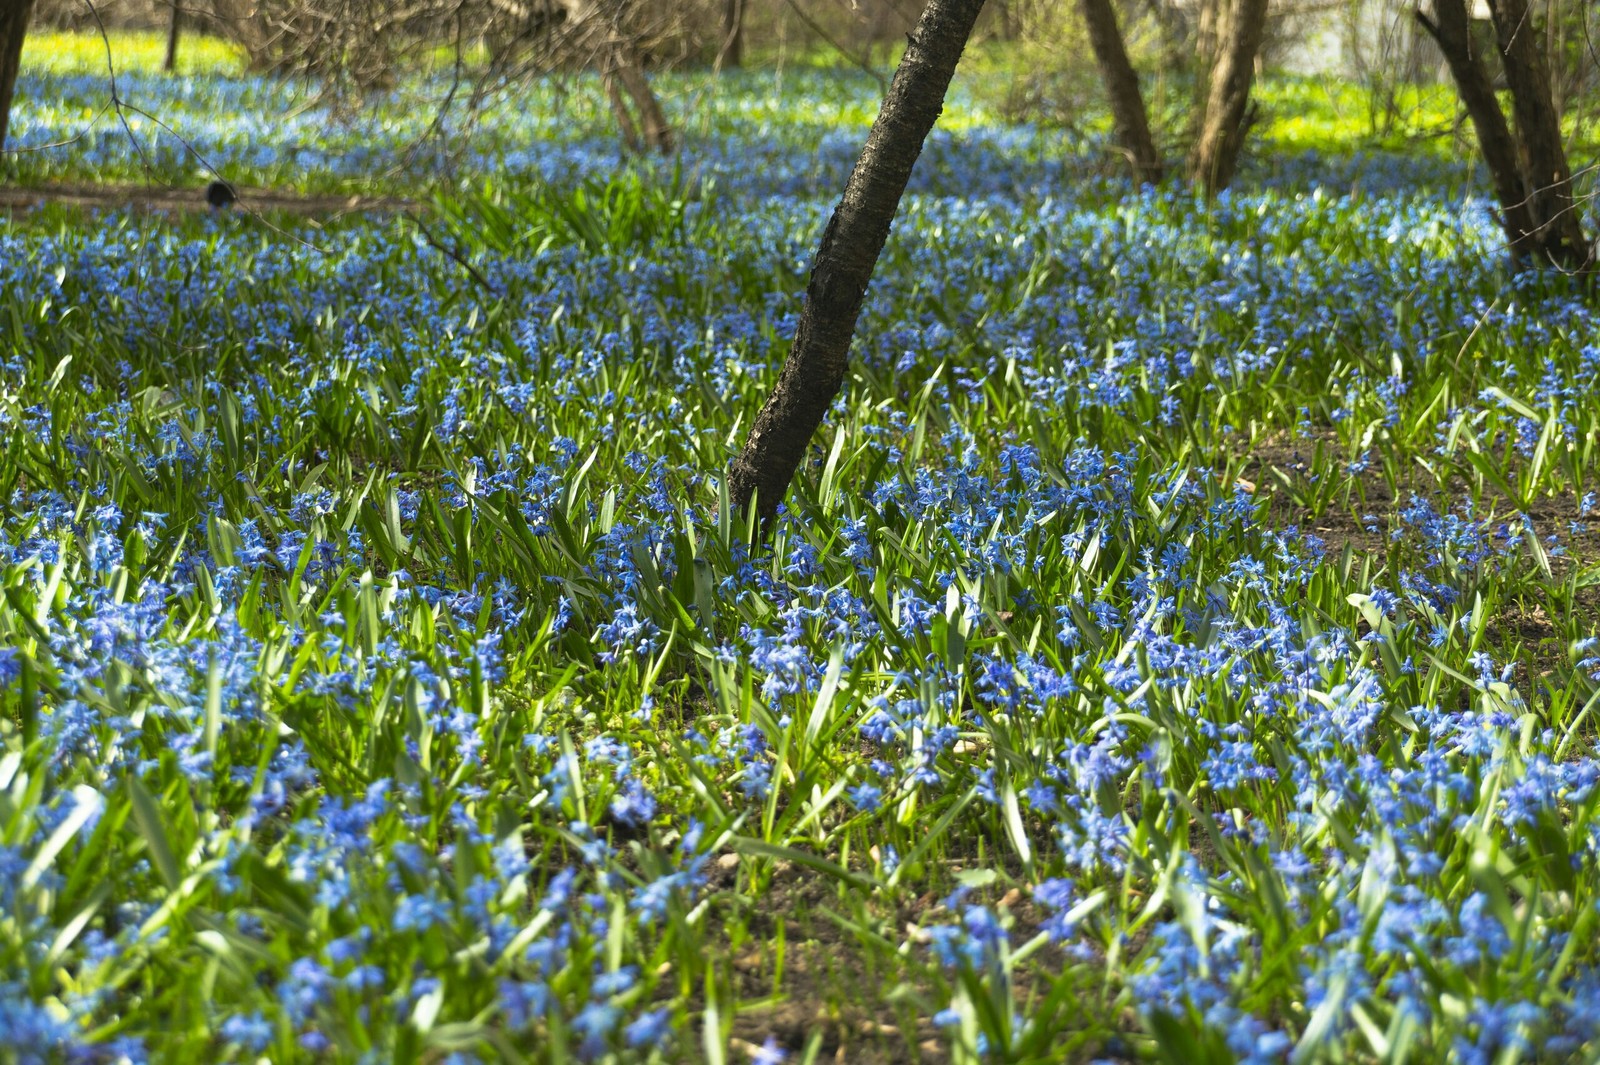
[1,41,1598,1065]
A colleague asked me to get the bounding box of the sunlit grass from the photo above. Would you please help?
[22,28,245,77]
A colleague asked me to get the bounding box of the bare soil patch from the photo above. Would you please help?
[0,182,414,218]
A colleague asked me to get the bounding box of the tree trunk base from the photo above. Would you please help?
[0,0,36,153]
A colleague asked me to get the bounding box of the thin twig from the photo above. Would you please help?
[783,0,888,91]
[408,214,496,292]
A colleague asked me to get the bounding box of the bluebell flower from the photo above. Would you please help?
[610,780,658,828]
[499,980,552,1029]
[625,1007,672,1048]
[572,1001,621,1059]
[592,966,637,997]
[750,1037,788,1064]
[219,1011,273,1052]
[847,782,882,811]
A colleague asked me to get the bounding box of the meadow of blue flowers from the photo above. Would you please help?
[2,40,1600,1065]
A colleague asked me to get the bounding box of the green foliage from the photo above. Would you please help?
[2,33,1600,1065]
[440,166,717,257]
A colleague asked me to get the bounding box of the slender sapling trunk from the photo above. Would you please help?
[718,0,743,69]
[728,0,988,523]
[165,1,183,73]
[1418,0,1592,270]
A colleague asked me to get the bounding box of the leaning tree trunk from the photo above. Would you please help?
[572,0,674,155]
[1078,0,1162,184]
[0,0,34,153]
[1417,0,1590,270]
[210,0,269,68]
[1188,0,1267,195]
[996,0,1021,41]
[728,0,988,523]
[1195,0,1227,74]
[1415,0,1540,261]
[1486,0,1590,269]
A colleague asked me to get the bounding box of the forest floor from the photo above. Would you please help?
[0,182,413,216]
[6,27,1600,1065]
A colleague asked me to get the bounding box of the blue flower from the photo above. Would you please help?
[610,780,658,828]
[219,1011,273,1052]
[625,1007,672,1048]
[750,1037,788,1064]
[847,782,882,811]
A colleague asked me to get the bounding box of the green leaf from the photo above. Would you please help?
[22,785,102,892]
[728,837,875,892]
[125,776,181,891]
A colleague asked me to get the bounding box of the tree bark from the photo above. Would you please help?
[210,0,269,68]
[1188,0,1267,194]
[0,0,34,153]
[1486,0,1590,268]
[1415,0,1539,261]
[603,41,673,154]
[1417,0,1591,271]
[718,0,743,68]
[1078,0,1162,185]
[728,0,988,524]
[1195,0,1228,80]
[164,1,182,73]
[571,0,674,155]
[996,0,1020,41]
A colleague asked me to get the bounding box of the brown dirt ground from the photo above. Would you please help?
[1238,429,1600,695]
[0,182,414,218]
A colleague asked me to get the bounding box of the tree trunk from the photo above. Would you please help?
[718,0,743,68]
[1188,0,1267,194]
[1417,0,1591,270]
[210,0,269,68]
[164,1,182,73]
[603,41,673,154]
[996,0,1020,41]
[0,0,34,153]
[1078,0,1162,184]
[728,0,988,524]
[1415,0,1539,261]
[1486,0,1590,268]
[1195,0,1228,77]
[572,0,674,155]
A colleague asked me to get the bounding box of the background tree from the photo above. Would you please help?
[1064,0,1275,192]
[569,0,674,154]
[1417,0,1591,270]
[1189,0,1269,194]
[718,0,742,68]
[1078,0,1162,184]
[162,0,180,71]
[217,0,681,153]
[0,0,32,152]
[729,0,988,523]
